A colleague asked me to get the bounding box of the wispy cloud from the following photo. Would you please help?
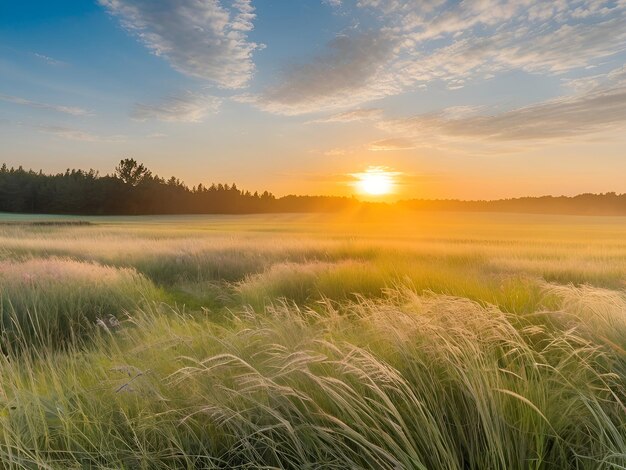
[132,91,221,122]
[368,137,415,151]
[377,0,626,86]
[347,165,416,193]
[322,148,350,157]
[380,83,626,144]
[99,0,260,88]
[0,94,90,116]
[32,53,66,66]
[564,66,626,93]
[400,14,626,87]
[252,0,626,115]
[37,125,124,142]
[311,108,384,123]
[322,0,342,8]
[245,31,399,114]
[289,167,438,194]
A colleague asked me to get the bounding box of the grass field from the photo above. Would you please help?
[0,211,625,469]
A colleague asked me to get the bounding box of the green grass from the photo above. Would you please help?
[0,212,625,468]
[0,257,163,351]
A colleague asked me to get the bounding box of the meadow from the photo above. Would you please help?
[0,211,625,469]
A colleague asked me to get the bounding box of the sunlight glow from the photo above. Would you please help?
[353,166,396,196]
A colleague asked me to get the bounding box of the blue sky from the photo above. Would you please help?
[1,0,626,199]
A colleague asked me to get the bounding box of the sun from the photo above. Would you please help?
[353,166,396,196]
[359,171,392,195]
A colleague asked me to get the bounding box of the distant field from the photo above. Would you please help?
[0,212,625,469]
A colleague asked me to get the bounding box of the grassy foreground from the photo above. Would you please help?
[0,211,625,469]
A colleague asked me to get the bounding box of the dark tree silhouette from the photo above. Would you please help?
[115,158,151,186]
[0,159,361,215]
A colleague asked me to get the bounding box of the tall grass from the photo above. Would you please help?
[0,258,161,350]
[236,259,558,314]
[0,213,625,468]
[0,289,624,468]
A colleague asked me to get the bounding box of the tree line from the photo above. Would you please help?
[2,159,626,216]
[0,159,361,215]
[399,193,626,216]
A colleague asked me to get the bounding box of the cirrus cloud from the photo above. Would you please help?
[0,93,90,116]
[132,91,221,122]
[311,107,384,123]
[251,0,626,116]
[368,137,415,151]
[380,81,626,144]
[99,0,260,89]
[37,125,125,143]
[245,31,399,115]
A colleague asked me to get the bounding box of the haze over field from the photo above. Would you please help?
[2,1,626,199]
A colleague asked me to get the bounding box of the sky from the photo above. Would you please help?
[1,0,626,200]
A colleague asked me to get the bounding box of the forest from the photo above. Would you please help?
[2,159,626,216]
[0,159,360,215]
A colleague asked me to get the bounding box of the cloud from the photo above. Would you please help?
[246,31,399,114]
[132,92,221,122]
[292,167,436,192]
[347,165,409,191]
[486,15,626,74]
[249,0,626,115]
[397,15,626,92]
[563,66,626,93]
[37,125,125,142]
[387,1,626,84]
[32,53,66,66]
[368,137,415,151]
[311,107,384,123]
[381,83,626,142]
[99,0,259,88]
[323,148,350,157]
[0,94,90,116]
